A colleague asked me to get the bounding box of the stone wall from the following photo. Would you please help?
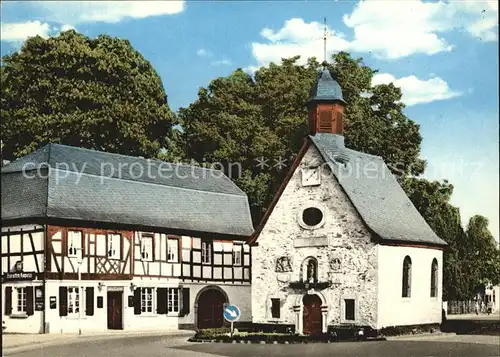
[251,145,378,332]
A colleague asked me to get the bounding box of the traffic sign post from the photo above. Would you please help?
[223,304,241,336]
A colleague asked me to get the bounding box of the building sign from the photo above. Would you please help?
[2,260,35,282]
[50,296,57,309]
[35,286,44,311]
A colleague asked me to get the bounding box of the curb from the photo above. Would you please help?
[3,331,193,355]
[385,332,456,340]
[187,337,387,344]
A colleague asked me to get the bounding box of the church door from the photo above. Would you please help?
[303,294,322,335]
[197,288,227,329]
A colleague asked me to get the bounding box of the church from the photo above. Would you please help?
[249,63,448,335]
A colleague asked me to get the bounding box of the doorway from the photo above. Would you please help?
[197,288,227,329]
[303,294,322,335]
[107,291,123,329]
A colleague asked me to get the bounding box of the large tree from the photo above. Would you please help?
[1,30,176,160]
[179,53,425,223]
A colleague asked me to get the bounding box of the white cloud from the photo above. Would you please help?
[248,1,498,67]
[250,18,350,68]
[196,48,211,57]
[210,58,232,66]
[0,20,51,42]
[372,73,462,106]
[1,21,78,43]
[35,1,185,25]
[344,0,498,59]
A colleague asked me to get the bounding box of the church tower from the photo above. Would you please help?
[307,61,346,135]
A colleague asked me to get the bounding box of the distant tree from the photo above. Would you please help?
[179,53,425,223]
[404,178,499,299]
[1,30,177,160]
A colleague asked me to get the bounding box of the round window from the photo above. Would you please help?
[302,207,323,227]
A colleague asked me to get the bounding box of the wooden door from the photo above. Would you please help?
[107,291,123,329]
[197,289,226,329]
[303,294,322,335]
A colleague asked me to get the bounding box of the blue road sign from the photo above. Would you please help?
[223,304,241,322]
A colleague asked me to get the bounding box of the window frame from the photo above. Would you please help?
[141,287,154,315]
[430,258,438,298]
[201,241,212,265]
[167,237,180,263]
[106,233,122,261]
[271,298,280,319]
[232,244,242,266]
[167,288,180,314]
[140,234,154,262]
[67,286,81,317]
[340,296,357,324]
[67,230,84,258]
[16,287,27,313]
[402,256,412,298]
[297,205,326,230]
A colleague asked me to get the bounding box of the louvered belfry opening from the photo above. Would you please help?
[307,67,346,135]
[308,103,345,135]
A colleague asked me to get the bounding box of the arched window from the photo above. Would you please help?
[402,256,412,298]
[302,257,318,283]
[430,258,438,297]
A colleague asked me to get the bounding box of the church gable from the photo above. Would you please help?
[251,143,378,327]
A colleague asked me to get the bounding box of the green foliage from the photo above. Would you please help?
[1,30,177,159]
[404,178,499,299]
[179,53,425,224]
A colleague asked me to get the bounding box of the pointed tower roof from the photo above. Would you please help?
[308,62,346,105]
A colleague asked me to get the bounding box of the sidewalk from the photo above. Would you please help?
[2,330,194,355]
[446,313,500,321]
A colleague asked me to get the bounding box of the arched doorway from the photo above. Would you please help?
[303,294,322,335]
[197,287,228,329]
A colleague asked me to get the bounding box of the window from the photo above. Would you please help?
[140,235,153,262]
[107,233,121,260]
[201,241,212,264]
[271,298,280,318]
[276,257,292,272]
[430,258,438,297]
[318,110,333,131]
[344,299,355,321]
[16,287,27,313]
[168,288,179,313]
[402,256,412,298]
[141,287,154,314]
[68,231,82,258]
[68,287,80,316]
[167,238,179,263]
[233,244,242,266]
[299,207,325,229]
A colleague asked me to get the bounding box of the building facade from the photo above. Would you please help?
[249,65,447,334]
[1,144,253,333]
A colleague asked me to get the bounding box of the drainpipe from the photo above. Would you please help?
[43,224,47,334]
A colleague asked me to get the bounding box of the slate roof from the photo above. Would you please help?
[310,133,447,246]
[1,144,254,237]
[308,68,346,104]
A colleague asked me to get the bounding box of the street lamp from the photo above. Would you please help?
[69,243,83,336]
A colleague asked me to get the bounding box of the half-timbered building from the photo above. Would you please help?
[1,144,253,333]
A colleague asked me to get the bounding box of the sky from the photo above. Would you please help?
[1,0,498,240]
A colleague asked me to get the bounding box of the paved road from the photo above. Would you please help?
[6,334,500,357]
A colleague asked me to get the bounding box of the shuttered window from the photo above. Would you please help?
[59,286,68,316]
[86,287,94,316]
[180,288,190,316]
[26,287,34,316]
[133,288,141,315]
[16,287,27,313]
[156,288,167,314]
[4,287,12,315]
